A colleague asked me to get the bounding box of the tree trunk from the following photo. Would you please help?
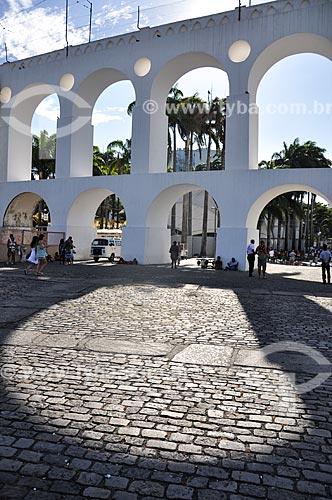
[284,214,289,251]
[277,218,282,250]
[171,127,177,236]
[181,137,190,245]
[200,122,212,256]
[267,212,272,249]
[291,214,297,251]
[310,193,316,247]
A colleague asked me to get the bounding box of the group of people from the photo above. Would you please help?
[24,234,48,276]
[246,239,269,279]
[169,241,239,272]
[247,239,331,283]
[57,237,75,264]
[22,234,76,276]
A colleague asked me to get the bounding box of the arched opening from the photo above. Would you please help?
[248,34,332,169]
[66,188,126,261]
[6,84,58,181]
[1,192,52,263]
[132,52,229,174]
[257,54,332,165]
[70,69,135,177]
[248,185,332,264]
[145,184,220,264]
[31,94,59,179]
[151,53,229,172]
[156,63,228,253]
[92,81,135,176]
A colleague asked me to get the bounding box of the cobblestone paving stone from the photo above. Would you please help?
[0,261,331,499]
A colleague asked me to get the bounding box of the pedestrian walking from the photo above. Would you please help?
[7,234,17,265]
[24,236,39,275]
[58,238,65,264]
[320,244,331,284]
[36,234,48,276]
[256,240,268,278]
[169,241,180,269]
[64,236,75,264]
[247,239,255,277]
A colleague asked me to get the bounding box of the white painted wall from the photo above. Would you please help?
[0,0,331,269]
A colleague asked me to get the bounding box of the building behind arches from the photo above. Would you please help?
[0,0,331,269]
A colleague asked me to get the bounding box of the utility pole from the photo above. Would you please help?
[65,0,69,57]
[137,6,141,30]
[82,0,93,43]
[4,42,9,62]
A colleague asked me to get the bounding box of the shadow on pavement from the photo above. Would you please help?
[0,261,331,499]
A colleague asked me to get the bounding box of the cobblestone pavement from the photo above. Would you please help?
[0,260,332,500]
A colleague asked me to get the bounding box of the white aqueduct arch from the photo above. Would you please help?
[5,84,58,182]
[3,191,52,228]
[0,0,331,269]
[249,33,332,100]
[246,184,332,230]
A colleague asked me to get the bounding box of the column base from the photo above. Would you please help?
[217,227,259,271]
[122,226,170,264]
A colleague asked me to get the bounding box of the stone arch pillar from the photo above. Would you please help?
[2,84,56,182]
[57,69,133,178]
[130,74,168,175]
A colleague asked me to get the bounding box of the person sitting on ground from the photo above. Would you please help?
[225,257,239,271]
[117,257,138,265]
[214,256,223,270]
[289,249,296,265]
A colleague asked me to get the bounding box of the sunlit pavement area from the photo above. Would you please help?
[0,259,332,500]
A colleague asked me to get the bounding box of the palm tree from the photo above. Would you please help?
[200,96,226,256]
[167,86,184,235]
[107,139,131,175]
[175,94,206,247]
[259,139,331,250]
[32,130,56,179]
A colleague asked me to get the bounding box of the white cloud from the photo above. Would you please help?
[34,95,60,121]
[106,106,127,113]
[1,1,88,62]
[92,111,123,126]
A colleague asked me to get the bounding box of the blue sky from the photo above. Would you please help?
[1,0,332,162]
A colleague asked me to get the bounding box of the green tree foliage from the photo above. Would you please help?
[32,130,56,180]
[259,139,332,249]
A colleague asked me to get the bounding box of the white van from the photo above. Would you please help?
[90,237,121,262]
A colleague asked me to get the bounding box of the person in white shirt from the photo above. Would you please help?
[320,244,331,284]
[289,250,296,265]
[247,239,255,277]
